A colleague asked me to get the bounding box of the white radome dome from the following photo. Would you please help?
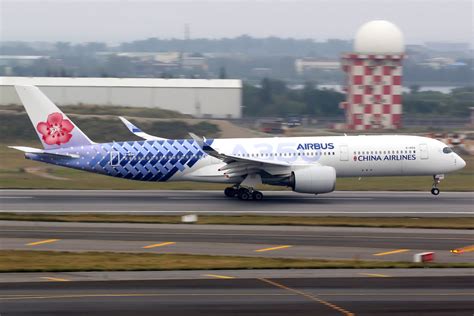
[354,20,404,54]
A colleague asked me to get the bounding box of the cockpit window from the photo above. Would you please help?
[443,147,453,154]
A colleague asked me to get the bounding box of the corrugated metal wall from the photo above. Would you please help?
[0,80,241,119]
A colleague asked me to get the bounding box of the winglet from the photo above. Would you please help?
[119,116,143,133]
[119,117,167,141]
[189,132,204,148]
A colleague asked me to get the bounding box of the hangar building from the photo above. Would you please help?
[0,77,242,119]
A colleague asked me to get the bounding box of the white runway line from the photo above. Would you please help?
[1,210,472,214]
[0,197,34,199]
[166,197,374,200]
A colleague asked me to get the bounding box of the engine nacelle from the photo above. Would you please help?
[290,165,336,194]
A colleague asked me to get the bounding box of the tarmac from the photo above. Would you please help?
[1,276,473,315]
[1,189,473,315]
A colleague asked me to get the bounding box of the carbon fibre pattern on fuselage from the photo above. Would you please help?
[26,139,214,182]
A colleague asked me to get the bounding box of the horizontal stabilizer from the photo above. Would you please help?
[8,146,79,158]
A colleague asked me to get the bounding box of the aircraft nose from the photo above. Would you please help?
[457,155,466,169]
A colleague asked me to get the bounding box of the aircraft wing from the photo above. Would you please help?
[119,117,167,141]
[189,133,291,178]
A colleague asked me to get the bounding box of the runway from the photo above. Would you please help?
[1,190,473,216]
[1,276,473,315]
[2,221,472,262]
[1,190,472,314]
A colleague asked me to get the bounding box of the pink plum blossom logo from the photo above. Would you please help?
[36,112,74,145]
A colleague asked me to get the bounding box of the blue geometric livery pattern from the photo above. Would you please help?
[27,139,214,182]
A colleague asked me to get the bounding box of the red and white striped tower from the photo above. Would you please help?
[339,20,405,130]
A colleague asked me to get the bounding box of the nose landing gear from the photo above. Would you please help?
[431,174,444,196]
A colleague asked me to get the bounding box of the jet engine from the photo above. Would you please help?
[289,165,336,194]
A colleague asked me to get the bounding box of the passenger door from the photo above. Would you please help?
[340,144,349,161]
[110,151,121,166]
[419,143,429,160]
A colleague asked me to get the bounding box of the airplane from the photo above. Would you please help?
[9,85,466,200]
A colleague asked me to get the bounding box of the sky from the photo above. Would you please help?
[1,0,473,45]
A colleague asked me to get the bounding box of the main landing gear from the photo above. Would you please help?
[224,186,264,201]
[430,174,444,196]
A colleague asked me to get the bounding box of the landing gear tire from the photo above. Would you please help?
[252,191,263,201]
[430,174,444,196]
[237,188,251,200]
[224,187,236,198]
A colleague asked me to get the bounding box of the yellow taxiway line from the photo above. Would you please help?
[358,273,390,278]
[142,242,176,249]
[40,277,70,282]
[0,293,294,301]
[373,249,409,256]
[255,245,292,252]
[26,239,59,246]
[204,274,235,279]
[259,278,354,316]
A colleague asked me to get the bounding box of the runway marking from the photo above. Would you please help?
[1,292,472,300]
[450,244,474,254]
[259,278,354,316]
[0,196,33,199]
[317,292,474,297]
[26,239,59,246]
[0,293,295,301]
[204,274,235,279]
[40,277,70,282]
[373,249,410,256]
[3,210,473,215]
[358,273,390,278]
[142,242,176,249]
[255,245,292,252]
[167,197,373,200]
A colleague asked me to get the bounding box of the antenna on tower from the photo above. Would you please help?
[184,23,190,41]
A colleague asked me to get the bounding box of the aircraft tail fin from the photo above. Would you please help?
[14,85,94,149]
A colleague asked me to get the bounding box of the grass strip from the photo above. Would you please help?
[1,250,472,273]
[1,213,473,229]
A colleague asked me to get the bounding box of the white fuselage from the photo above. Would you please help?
[178,135,465,183]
